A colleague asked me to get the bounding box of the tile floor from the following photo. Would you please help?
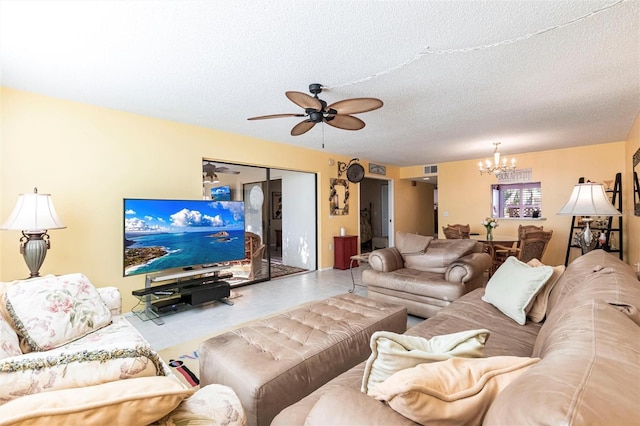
[126,266,422,351]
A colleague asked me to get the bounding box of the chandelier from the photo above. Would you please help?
[478,142,516,175]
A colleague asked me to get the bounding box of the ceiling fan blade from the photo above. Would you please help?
[247,113,305,120]
[325,114,365,131]
[215,167,240,174]
[291,120,316,136]
[286,91,323,110]
[328,98,383,115]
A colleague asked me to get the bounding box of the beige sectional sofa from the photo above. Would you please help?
[363,232,492,318]
[273,249,640,425]
[0,273,245,426]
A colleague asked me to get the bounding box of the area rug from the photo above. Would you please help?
[158,335,204,389]
[269,262,308,278]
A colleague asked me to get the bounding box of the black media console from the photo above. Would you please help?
[132,267,233,325]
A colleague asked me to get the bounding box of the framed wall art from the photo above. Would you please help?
[272,192,282,220]
[369,163,386,176]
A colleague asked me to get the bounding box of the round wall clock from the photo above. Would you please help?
[346,163,365,183]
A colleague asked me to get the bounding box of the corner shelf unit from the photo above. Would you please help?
[132,266,233,325]
[564,173,623,266]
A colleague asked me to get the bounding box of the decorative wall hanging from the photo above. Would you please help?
[330,178,349,215]
[369,163,387,175]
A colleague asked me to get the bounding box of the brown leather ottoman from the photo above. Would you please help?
[198,293,407,426]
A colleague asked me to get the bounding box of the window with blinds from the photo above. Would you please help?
[491,182,542,218]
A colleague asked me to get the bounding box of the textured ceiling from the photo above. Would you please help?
[1,0,638,167]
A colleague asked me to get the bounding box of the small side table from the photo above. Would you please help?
[349,253,370,293]
[334,235,358,270]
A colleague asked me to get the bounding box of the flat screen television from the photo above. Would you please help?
[123,198,245,277]
[211,185,231,201]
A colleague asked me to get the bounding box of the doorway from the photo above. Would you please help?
[359,177,393,253]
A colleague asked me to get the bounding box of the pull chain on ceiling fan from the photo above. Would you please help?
[248,83,383,136]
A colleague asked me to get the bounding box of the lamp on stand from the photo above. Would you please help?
[557,182,621,254]
[1,188,66,278]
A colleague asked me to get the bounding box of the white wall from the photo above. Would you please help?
[281,170,317,270]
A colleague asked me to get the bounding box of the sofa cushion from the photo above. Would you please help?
[408,239,478,273]
[304,387,416,426]
[365,268,467,302]
[482,257,553,325]
[0,375,193,426]
[486,299,640,425]
[525,259,565,323]
[5,273,112,351]
[395,232,432,255]
[369,356,539,426]
[0,314,21,360]
[361,329,490,394]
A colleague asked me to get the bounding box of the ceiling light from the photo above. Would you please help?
[478,142,516,176]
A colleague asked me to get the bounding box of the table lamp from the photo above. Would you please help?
[1,188,66,277]
[557,182,621,253]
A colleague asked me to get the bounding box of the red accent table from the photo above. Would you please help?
[334,235,358,270]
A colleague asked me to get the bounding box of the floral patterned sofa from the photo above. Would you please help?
[0,273,246,426]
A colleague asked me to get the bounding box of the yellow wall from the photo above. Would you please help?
[438,142,627,266]
[625,112,640,271]
[0,88,427,310]
[394,180,435,236]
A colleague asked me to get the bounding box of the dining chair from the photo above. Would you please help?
[442,224,471,239]
[517,224,544,242]
[493,230,553,265]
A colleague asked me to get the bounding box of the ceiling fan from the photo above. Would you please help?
[202,161,240,183]
[247,83,383,136]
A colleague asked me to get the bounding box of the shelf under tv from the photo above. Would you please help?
[132,266,233,325]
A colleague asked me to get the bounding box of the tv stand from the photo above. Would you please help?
[132,266,232,325]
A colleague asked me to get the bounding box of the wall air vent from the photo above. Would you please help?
[424,165,438,174]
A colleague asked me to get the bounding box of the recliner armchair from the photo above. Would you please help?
[363,232,492,318]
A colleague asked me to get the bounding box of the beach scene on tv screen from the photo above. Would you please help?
[124,199,245,276]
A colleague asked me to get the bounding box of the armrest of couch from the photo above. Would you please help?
[97,287,122,316]
[368,247,404,273]
[445,252,492,283]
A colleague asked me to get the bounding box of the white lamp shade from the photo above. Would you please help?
[557,183,621,216]
[1,192,66,231]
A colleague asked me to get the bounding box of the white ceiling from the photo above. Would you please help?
[1,0,638,167]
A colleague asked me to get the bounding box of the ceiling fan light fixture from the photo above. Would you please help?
[309,111,324,123]
[248,83,383,136]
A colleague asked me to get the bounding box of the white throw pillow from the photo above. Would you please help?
[482,257,553,325]
[6,273,112,351]
[0,314,21,359]
[361,329,490,394]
